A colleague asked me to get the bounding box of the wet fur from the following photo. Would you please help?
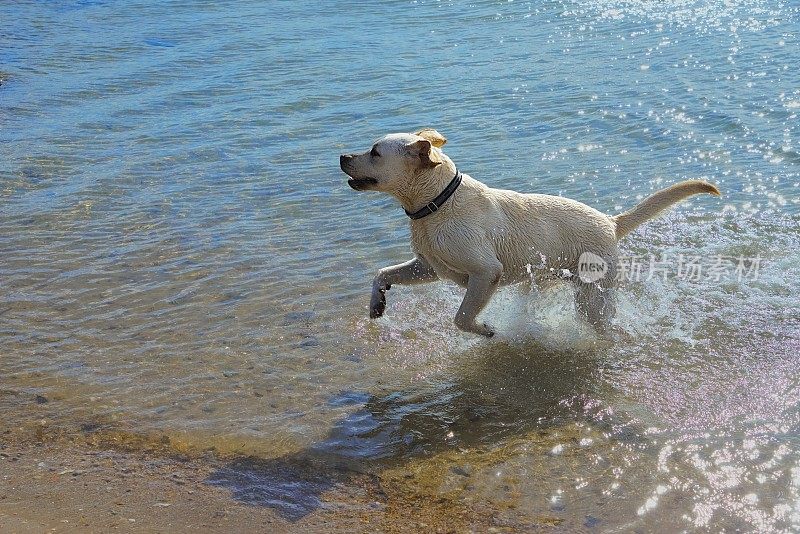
[340,130,720,337]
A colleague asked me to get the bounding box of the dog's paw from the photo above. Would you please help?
[369,286,388,319]
[479,323,496,338]
[455,318,495,337]
[369,297,385,318]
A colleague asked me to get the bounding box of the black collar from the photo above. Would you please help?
[404,169,462,220]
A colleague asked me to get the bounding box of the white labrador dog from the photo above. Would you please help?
[340,129,720,337]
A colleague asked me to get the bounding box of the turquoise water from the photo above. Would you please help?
[2,0,800,530]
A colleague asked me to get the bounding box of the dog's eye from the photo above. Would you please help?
[370,147,380,158]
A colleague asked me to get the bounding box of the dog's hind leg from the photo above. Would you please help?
[453,264,503,337]
[370,256,438,318]
[574,281,617,334]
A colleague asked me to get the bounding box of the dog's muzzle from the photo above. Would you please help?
[340,154,378,190]
[347,178,378,190]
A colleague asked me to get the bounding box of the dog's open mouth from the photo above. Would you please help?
[347,178,378,190]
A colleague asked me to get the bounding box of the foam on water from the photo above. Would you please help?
[362,209,799,361]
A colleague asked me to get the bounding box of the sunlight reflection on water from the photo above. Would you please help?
[1,0,799,529]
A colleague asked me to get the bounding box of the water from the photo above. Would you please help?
[1,0,799,530]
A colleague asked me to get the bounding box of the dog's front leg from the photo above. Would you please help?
[370,256,438,318]
[454,265,502,337]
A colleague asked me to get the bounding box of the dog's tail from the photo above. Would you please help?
[612,180,721,239]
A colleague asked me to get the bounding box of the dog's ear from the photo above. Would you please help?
[406,139,443,168]
[414,128,447,148]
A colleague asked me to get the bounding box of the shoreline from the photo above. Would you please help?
[0,382,580,532]
[0,425,530,533]
[0,389,570,532]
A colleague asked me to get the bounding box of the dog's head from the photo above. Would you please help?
[339,129,448,192]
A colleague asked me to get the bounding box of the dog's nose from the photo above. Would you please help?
[340,154,354,169]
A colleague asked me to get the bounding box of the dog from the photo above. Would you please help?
[340,129,720,337]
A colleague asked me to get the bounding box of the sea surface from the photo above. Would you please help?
[2,0,800,530]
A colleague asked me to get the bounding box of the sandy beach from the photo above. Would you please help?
[0,404,545,533]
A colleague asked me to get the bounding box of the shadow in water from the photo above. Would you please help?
[205,456,346,521]
[206,339,602,520]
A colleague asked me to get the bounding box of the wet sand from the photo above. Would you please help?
[0,440,441,533]
[0,412,557,533]
[1,441,288,533]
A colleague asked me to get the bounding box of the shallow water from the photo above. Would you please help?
[2,0,800,530]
